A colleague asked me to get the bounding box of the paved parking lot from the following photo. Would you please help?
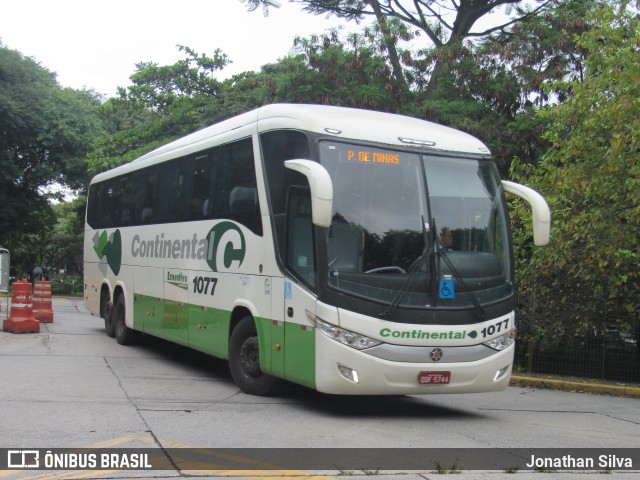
[0,297,638,479]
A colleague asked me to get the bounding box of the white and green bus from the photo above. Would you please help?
[84,104,550,396]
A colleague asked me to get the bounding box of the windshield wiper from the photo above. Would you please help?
[379,216,432,318]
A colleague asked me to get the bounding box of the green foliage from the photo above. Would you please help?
[127,45,229,110]
[86,47,232,174]
[51,277,83,295]
[10,197,86,279]
[510,1,640,346]
[85,35,408,175]
[0,44,102,250]
[280,30,401,109]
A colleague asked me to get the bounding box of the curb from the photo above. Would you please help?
[511,375,640,398]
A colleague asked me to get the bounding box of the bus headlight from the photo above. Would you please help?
[483,330,516,351]
[307,311,382,350]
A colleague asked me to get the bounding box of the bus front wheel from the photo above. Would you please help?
[229,316,278,396]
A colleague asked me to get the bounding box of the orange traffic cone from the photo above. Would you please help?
[33,280,54,323]
[3,280,40,333]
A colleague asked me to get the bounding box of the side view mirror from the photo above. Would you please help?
[502,180,551,246]
[285,160,334,228]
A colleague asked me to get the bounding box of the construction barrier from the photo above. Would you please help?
[33,280,54,323]
[2,280,40,334]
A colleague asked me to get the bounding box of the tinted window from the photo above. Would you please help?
[216,139,262,235]
[86,138,262,236]
[261,130,310,215]
[132,167,157,224]
[155,159,185,223]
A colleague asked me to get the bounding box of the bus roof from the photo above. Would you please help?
[91,104,490,183]
[257,104,489,155]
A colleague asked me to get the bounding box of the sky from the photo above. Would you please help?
[1,0,355,98]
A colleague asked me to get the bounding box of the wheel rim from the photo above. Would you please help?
[239,336,261,379]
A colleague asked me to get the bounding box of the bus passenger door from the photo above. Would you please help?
[282,186,318,389]
[267,277,285,378]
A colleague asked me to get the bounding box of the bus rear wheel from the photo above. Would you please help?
[229,316,278,396]
[113,294,136,345]
[101,289,115,338]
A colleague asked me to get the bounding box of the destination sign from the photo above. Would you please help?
[346,149,400,165]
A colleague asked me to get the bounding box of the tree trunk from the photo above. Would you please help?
[366,0,408,94]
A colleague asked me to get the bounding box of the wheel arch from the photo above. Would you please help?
[99,282,112,318]
[228,301,267,370]
[229,305,254,340]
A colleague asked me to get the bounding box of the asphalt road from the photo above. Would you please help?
[0,297,638,479]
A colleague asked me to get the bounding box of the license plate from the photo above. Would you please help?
[418,371,451,385]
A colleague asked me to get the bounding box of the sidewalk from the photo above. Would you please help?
[511,374,640,399]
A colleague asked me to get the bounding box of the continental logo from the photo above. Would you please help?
[130,222,245,272]
[380,328,478,340]
[93,229,122,275]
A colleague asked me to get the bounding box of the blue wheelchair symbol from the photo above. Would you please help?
[439,279,455,299]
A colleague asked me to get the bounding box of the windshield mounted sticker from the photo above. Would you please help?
[439,277,455,299]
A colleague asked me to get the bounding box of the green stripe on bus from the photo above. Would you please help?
[134,293,315,387]
[133,293,230,358]
[284,322,316,389]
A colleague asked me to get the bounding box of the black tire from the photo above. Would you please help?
[113,294,136,345]
[101,289,115,338]
[228,316,278,395]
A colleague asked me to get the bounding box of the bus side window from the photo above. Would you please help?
[185,153,211,221]
[260,130,311,268]
[216,138,262,235]
[156,159,185,223]
[133,168,156,224]
[260,130,310,216]
[86,183,100,228]
[286,186,315,287]
[117,175,135,226]
[100,179,119,228]
[202,151,216,219]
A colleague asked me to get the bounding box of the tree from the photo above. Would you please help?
[429,0,595,172]
[509,0,640,346]
[86,46,232,174]
[241,0,554,93]
[12,198,86,279]
[276,29,402,109]
[0,44,102,249]
[86,39,404,175]
[126,45,229,111]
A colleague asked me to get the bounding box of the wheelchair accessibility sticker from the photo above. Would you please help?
[439,279,455,299]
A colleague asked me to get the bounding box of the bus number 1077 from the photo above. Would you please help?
[192,276,218,296]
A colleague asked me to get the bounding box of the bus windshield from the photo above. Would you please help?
[319,141,512,310]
